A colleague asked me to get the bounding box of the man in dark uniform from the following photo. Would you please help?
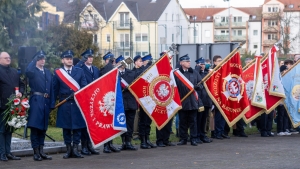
[0,52,24,161]
[194,57,213,143]
[116,55,138,151]
[175,54,202,146]
[132,55,156,149]
[26,51,54,161]
[156,52,176,147]
[99,52,120,153]
[100,52,115,76]
[53,50,87,159]
[75,49,100,155]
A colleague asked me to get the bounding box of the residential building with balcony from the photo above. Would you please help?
[184,7,262,55]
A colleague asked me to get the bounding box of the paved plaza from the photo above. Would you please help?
[2,134,300,169]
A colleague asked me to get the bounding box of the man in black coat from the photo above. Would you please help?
[0,52,25,161]
[99,52,120,153]
[175,54,202,146]
[116,55,138,151]
[100,52,115,76]
[132,55,157,149]
[194,58,213,143]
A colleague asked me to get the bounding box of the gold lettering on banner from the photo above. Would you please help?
[89,88,100,117]
[244,74,254,79]
[146,73,153,81]
[221,104,241,114]
[213,72,222,97]
[143,86,148,97]
[154,107,167,114]
[230,63,242,69]
[261,64,267,70]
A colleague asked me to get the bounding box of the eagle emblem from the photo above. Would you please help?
[98,91,115,116]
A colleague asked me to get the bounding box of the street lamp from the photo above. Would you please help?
[174,26,182,44]
[192,15,197,43]
[224,0,231,42]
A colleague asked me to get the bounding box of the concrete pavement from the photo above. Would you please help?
[2,134,300,169]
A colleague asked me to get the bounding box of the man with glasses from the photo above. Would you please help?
[0,52,24,161]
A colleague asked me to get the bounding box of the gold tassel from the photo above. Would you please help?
[198,106,205,112]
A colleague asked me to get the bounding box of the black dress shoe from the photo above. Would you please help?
[177,140,187,145]
[238,132,248,137]
[195,138,202,144]
[221,134,230,139]
[164,141,176,146]
[200,137,211,143]
[156,142,166,147]
[261,134,268,137]
[6,153,21,160]
[267,133,274,137]
[215,136,223,140]
[190,141,198,146]
[0,154,8,161]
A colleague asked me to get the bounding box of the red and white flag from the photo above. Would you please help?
[128,55,182,130]
[74,68,127,147]
[268,45,286,98]
[203,52,250,127]
[261,55,284,113]
[242,56,266,123]
[173,70,198,101]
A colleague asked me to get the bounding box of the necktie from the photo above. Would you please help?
[67,70,71,75]
[90,67,93,73]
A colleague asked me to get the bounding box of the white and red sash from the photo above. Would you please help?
[121,78,129,88]
[55,68,80,92]
[174,69,198,101]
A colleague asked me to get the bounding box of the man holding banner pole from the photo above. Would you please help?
[75,49,100,155]
[53,50,87,159]
[116,55,138,151]
[132,55,157,149]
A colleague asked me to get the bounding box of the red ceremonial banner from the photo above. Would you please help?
[74,68,126,147]
[242,61,265,124]
[261,56,284,113]
[128,55,182,130]
[204,52,250,127]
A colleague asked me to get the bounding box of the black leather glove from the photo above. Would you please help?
[81,55,88,62]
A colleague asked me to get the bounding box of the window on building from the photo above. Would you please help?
[120,34,129,47]
[84,14,90,20]
[253,30,258,36]
[221,16,228,22]
[93,34,97,43]
[268,7,272,12]
[233,16,242,22]
[172,34,174,42]
[253,44,258,49]
[165,13,167,21]
[238,16,242,22]
[221,30,229,35]
[136,52,148,56]
[135,33,148,42]
[106,34,111,42]
[119,12,129,27]
[268,34,277,40]
[268,20,278,26]
[238,30,242,36]
[205,30,210,37]
[273,7,278,12]
[172,14,174,22]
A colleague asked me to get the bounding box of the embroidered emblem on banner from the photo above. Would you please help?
[222,73,245,102]
[292,85,300,101]
[149,76,174,107]
[246,80,254,100]
[99,91,115,116]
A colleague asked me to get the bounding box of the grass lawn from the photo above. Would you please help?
[13,120,265,145]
